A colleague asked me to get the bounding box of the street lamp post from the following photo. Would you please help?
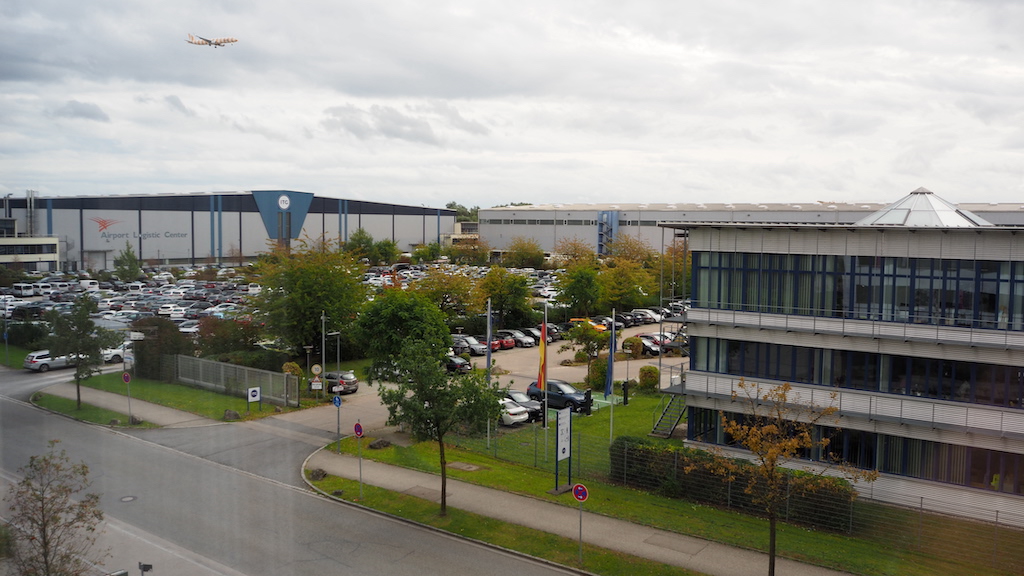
[303,345,313,401]
[327,331,341,371]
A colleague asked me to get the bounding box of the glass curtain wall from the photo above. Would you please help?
[693,253,1024,331]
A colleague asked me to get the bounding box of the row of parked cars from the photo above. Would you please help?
[451,323,567,356]
[498,380,596,425]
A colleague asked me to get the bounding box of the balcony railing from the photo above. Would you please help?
[687,307,1024,351]
[683,371,1024,440]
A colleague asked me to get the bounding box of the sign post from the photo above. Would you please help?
[554,407,572,492]
[333,395,342,453]
[247,387,262,411]
[122,371,133,424]
[572,483,589,565]
[354,421,364,499]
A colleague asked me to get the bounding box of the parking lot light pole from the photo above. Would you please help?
[328,331,341,370]
[303,345,313,399]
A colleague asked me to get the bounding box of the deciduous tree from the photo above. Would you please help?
[556,265,601,316]
[502,236,545,269]
[44,296,121,409]
[411,267,477,321]
[253,236,366,356]
[113,240,141,283]
[378,340,500,515]
[355,290,451,383]
[598,260,654,311]
[711,381,877,576]
[476,267,532,328]
[554,236,598,269]
[3,440,108,576]
[131,316,194,380]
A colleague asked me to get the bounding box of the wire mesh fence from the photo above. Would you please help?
[449,420,1024,574]
[171,354,300,407]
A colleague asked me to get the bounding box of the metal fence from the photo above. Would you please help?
[450,422,1024,575]
[172,354,299,407]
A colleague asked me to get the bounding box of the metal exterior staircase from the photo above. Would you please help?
[650,394,686,438]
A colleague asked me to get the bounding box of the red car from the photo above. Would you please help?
[474,335,509,351]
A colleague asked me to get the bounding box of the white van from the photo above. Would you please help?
[80,279,99,291]
[33,283,53,295]
[12,283,35,297]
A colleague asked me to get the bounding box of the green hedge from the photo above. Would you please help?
[609,436,855,532]
[6,322,48,349]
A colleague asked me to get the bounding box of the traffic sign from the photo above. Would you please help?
[248,387,261,402]
[572,483,589,502]
[310,376,323,390]
[354,422,363,438]
[311,363,323,375]
[332,395,342,408]
[122,372,131,384]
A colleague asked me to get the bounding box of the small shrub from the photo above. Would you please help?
[622,336,643,360]
[574,350,588,363]
[637,365,659,393]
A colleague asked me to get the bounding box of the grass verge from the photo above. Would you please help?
[322,432,1021,576]
[33,393,159,428]
[307,471,703,576]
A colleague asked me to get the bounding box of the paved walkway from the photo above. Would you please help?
[37,382,854,576]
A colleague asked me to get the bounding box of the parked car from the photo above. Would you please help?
[568,318,607,332]
[634,334,662,356]
[631,308,662,324]
[527,379,593,413]
[444,355,471,374]
[452,334,488,356]
[23,350,73,372]
[498,398,530,426]
[505,390,543,422]
[496,329,535,348]
[473,335,502,352]
[614,313,636,328]
[324,371,359,394]
[537,323,564,341]
[102,343,132,363]
[519,327,550,345]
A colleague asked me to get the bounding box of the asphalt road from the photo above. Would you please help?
[0,368,582,576]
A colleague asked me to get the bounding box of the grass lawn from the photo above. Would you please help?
[34,393,159,428]
[308,472,703,576]
[80,372,286,421]
[322,394,1022,576]
[0,343,31,369]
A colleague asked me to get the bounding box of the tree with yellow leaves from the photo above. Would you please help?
[714,380,876,576]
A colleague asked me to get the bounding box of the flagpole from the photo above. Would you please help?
[541,305,549,463]
[608,308,615,443]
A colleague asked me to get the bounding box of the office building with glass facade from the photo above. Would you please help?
[675,188,1024,525]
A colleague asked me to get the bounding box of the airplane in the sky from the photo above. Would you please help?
[186,33,238,47]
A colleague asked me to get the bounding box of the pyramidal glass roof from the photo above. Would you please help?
[854,187,993,227]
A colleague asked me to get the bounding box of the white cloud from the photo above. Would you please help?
[4,1,1024,206]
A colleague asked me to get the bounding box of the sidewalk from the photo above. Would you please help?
[305,448,854,576]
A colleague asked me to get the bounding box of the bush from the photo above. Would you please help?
[208,349,291,372]
[637,365,659,393]
[608,437,856,532]
[6,322,48,348]
[586,356,609,389]
[622,336,643,360]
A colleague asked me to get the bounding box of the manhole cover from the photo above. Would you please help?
[447,462,481,471]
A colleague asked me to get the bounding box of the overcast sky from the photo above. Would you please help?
[4,1,1024,209]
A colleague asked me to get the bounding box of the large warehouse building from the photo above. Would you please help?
[0,190,456,271]
[479,197,1024,255]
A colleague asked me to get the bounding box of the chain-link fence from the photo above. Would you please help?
[172,354,299,407]
[449,420,1024,574]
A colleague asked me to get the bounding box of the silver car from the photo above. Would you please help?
[23,350,73,372]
